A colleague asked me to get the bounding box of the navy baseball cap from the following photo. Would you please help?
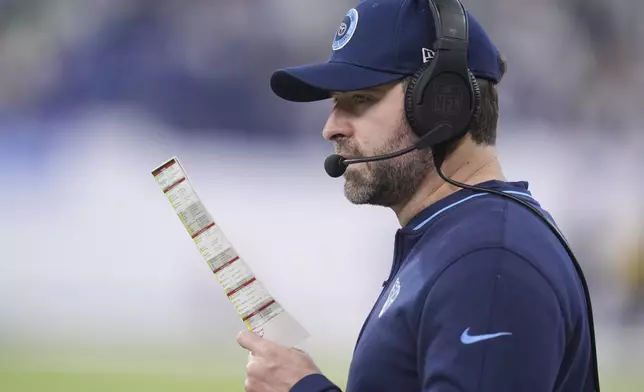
[270,0,501,102]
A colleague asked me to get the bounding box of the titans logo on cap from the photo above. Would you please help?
[332,8,359,51]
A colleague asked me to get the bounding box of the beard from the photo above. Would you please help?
[340,121,433,207]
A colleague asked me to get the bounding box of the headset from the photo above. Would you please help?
[404,0,601,390]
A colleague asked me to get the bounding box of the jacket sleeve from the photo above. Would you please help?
[290,374,343,392]
[418,247,567,392]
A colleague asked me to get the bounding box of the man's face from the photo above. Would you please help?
[322,81,433,207]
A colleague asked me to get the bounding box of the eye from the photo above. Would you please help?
[352,94,370,105]
[331,93,375,109]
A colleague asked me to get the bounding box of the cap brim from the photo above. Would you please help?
[270,61,408,102]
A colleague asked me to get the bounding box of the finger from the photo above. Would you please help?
[244,377,261,392]
[247,350,261,366]
[245,354,263,377]
[237,330,269,355]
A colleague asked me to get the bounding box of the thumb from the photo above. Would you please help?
[236,330,269,355]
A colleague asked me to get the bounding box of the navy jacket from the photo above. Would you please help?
[291,180,595,392]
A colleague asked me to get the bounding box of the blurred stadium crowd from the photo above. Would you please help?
[0,0,643,389]
[0,0,643,136]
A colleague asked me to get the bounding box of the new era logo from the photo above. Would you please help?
[422,48,435,63]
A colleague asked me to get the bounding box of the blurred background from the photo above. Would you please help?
[1,0,643,391]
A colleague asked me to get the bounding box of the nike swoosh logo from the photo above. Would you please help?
[460,327,512,344]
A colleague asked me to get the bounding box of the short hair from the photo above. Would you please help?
[402,52,507,146]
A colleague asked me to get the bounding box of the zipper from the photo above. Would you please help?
[352,231,405,352]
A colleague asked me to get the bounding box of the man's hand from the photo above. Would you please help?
[236,330,322,392]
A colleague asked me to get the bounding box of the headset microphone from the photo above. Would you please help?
[323,155,346,178]
[324,124,449,178]
[324,145,415,178]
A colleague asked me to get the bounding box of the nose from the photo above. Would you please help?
[322,107,353,142]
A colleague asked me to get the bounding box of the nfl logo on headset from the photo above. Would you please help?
[431,82,462,116]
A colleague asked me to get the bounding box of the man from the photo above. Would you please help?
[236,0,596,391]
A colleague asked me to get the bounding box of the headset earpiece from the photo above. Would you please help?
[404,56,478,146]
[403,0,480,148]
[403,61,433,137]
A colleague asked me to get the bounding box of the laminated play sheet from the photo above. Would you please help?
[152,157,309,347]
